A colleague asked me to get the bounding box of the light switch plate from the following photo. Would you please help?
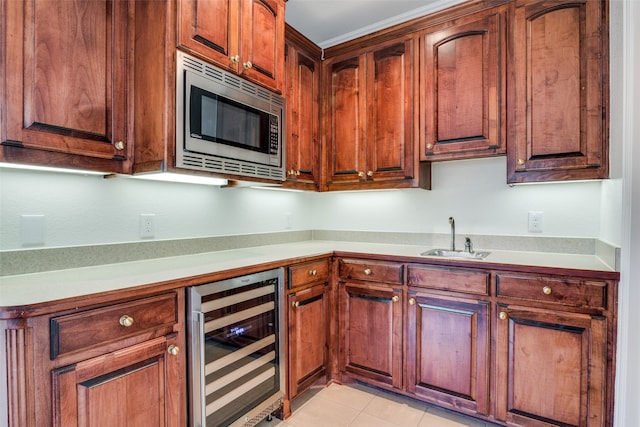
[21,214,45,246]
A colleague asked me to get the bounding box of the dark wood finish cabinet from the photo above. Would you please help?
[507,0,608,183]
[406,292,490,416]
[324,39,429,191]
[495,305,607,426]
[3,291,185,426]
[406,265,490,416]
[286,258,331,401]
[283,26,322,190]
[338,259,404,389]
[0,0,133,173]
[178,0,286,93]
[420,9,506,160]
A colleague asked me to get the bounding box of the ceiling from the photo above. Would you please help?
[285,0,468,48]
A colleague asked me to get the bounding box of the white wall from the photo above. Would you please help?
[0,169,314,249]
[313,157,604,238]
[0,157,605,251]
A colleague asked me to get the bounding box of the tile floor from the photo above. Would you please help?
[256,383,497,427]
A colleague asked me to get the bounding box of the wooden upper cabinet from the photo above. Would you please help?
[507,0,608,183]
[0,0,132,173]
[421,10,506,161]
[178,0,286,93]
[284,27,322,190]
[325,39,427,191]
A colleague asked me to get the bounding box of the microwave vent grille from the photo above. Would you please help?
[180,153,284,181]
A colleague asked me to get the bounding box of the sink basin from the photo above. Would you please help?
[420,249,491,260]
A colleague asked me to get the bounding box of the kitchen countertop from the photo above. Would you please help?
[0,240,619,308]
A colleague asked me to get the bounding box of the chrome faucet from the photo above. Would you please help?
[465,237,473,253]
[449,217,455,251]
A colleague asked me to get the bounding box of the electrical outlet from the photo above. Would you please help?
[528,211,544,233]
[140,214,155,238]
[21,214,45,246]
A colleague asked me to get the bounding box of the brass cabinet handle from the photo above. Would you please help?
[426,143,434,150]
[119,315,134,327]
[358,171,365,178]
[292,301,300,308]
[230,55,240,64]
[392,295,399,303]
[309,269,317,276]
[518,158,525,165]
[243,61,253,70]
[114,141,126,151]
[499,311,508,320]
[167,345,180,356]
[367,171,373,177]
[363,268,372,275]
[408,298,416,305]
[542,286,552,295]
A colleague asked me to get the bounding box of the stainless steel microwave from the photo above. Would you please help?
[176,51,285,181]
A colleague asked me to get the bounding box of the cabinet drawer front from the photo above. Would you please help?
[496,274,607,309]
[407,266,489,295]
[338,259,404,284]
[289,259,330,289]
[50,293,178,359]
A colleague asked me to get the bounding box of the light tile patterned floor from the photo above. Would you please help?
[256,383,497,427]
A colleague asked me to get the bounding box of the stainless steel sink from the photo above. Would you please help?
[420,249,491,260]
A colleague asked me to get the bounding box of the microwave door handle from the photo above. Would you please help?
[192,310,206,427]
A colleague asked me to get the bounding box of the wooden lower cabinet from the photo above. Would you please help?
[495,304,607,426]
[287,283,329,398]
[51,334,182,427]
[339,281,403,390]
[406,291,490,416]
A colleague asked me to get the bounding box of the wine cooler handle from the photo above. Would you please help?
[192,311,206,427]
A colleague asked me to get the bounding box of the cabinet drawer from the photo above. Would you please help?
[495,273,607,310]
[408,265,489,295]
[338,259,403,284]
[50,293,178,359]
[289,259,330,289]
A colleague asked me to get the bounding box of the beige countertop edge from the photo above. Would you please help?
[0,240,618,308]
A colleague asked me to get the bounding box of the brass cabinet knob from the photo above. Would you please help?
[243,61,253,70]
[119,315,134,327]
[292,301,300,308]
[114,141,126,151]
[367,171,373,177]
[391,295,399,303]
[309,269,317,276]
[499,311,508,320]
[363,268,372,275]
[408,298,416,305]
[358,171,365,178]
[167,345,180,356]
[542,286,552,295]
[287,169,295,176]
[231,55,240,64]
[518,158,525,165]
[426,143,434,150]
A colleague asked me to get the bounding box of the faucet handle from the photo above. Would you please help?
[464,237,473,253]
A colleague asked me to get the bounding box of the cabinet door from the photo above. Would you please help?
[284,36,321,189]
[51,335,184,427]
[1,0,131,172]
[326,55,367,186]
[240,0,285,92]
[496,305,607,426]
[339,282,402,389]
[421,11,505,160]
[366,40,416,184]
[178,0,239,73]
[507,0,608,183]
[288,284,328,398]
[406,292,490,416]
